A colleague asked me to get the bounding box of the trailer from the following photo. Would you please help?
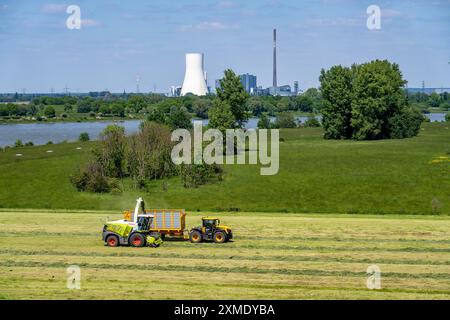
[123,199,187,239]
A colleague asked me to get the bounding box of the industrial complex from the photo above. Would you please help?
[172,29,300,97]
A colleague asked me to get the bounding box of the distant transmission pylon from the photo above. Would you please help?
[136,75,141,94]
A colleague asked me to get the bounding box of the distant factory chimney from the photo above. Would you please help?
[273,28,277,88]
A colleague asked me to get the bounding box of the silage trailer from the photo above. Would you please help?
[123,198,187,240]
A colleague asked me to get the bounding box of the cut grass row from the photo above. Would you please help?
[0,211,449,299]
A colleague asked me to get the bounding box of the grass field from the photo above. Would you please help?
[0,210,449,300]
[0,123,449,215]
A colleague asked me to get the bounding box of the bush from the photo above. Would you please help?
[14,139,23,148]
[79,132,90,142]
[180,163,222,188]
[43,106,56,118]
[25,141,34,146]
[46,141,53,145]
[303,116,321,127]
[275,112,297,128]
[389,108,424,139]
[257,113,271,129]
[70,161,111,193]
[446,112,450,122]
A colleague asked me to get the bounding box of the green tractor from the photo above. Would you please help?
[102,213,163,248]
[189,217,233,243]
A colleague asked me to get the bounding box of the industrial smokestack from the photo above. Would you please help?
[273,28,277,88]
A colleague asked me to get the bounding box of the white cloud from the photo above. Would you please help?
[42,3,67,13]
[218,1,236,9]
[179,21,239,32]
[381,9,403,18]
[305,17,361,28]
[81,19,100,27]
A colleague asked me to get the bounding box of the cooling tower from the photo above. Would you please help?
[181,53,209,96]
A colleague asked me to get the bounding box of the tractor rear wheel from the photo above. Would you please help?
[189,230,202,243]
[214,231,227,243]
[129,233,146,247]
[106,235,119,247]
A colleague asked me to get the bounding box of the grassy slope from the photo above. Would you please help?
[0,211,449,299]
[0,123,449,214]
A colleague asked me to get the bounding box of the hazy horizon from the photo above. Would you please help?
[1,0,449,94]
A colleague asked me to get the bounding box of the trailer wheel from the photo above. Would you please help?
[214,231,227,243]
[189,230,202,243]
[106,235,119,247]
[129,233,146,247]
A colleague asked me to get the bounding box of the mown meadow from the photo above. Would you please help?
[0,210,449,299]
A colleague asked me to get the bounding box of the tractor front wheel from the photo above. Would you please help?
[189,230,202,243]
[129,233,146,247]
[106,235,119,247]
[214,231,227,243]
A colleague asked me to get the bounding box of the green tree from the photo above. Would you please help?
[319,65,354,139]
[428,92,442,108]
[208,100,235,132]
[216,69,249,126]
[96,125,127,178]
[64,104,73,112]
[257,113,271,129]
[43,106,56,118]
[128,95,147,113]
[167,106,193,130]
[351,60,407,140]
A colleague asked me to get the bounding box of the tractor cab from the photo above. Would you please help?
[202,217,219,231]
[136,214,153,232]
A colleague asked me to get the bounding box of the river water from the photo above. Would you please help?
[0,113,445,147]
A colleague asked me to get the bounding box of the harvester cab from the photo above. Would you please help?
[102,198,163,248]
[189,217,233,243]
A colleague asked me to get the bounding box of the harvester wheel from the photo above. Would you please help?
[129,233,146,247]
[106,235,119,247]
[189,230,202,243]
[213,231,227,243]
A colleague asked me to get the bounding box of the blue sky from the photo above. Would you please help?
[0,0,449,93]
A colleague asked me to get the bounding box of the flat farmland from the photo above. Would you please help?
[0,210,449,299]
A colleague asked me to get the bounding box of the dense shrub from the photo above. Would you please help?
[303,116,321,127]
[14,139,23,147]
[389,108,424,139]
[79,132,90,142]
[446,112,450,122]
[70,162,111,193]
[274,112,297,128]
[180,163,223,188]
[43,106,56,118]
[257,113,271,129]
